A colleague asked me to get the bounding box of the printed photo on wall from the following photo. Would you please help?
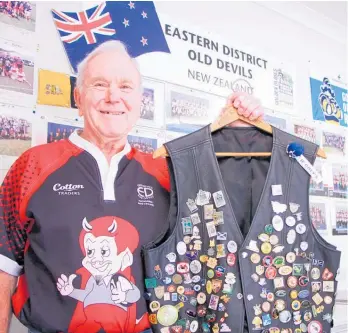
[322,131,346,156]
[141,87,155,121]
[273,68,294,109]
[332,202,348,236]
[293,124,317,144]
[309,160,328,197]
[309,201,328,233]
[0,1,36,32]
[47,122,81,143]
[263,112,287,131]
[0,113,31,156]
[166,90,210,133]
[0,38,34,95]
[128,134,157,154]
[330,164,348,199]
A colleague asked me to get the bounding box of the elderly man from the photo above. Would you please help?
[0,40,264,333]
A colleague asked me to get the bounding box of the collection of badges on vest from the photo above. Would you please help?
[143,129,340,333]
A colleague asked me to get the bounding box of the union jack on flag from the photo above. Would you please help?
[52,3,116,45]
[52,1,170,73]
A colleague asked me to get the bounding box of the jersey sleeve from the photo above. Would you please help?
[0,151,32,276]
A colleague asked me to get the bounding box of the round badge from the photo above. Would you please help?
[262,301,271,312]
[296,223,306,235]
[300,241,308,251]
[273,256,285,268]
[192,275,200,283]
[157,305,178,326]
[286,252,296,264]
[206,280,212,294]
[324,296,333,304]
[271,328,280,333]
[290,290,298,299]
[269,235,279,245]
[200,255,208,263]
[295,329,302,333]
[172,274,182,284]
[278,310,291,323]
[287,276,298,288]
[237,293,243,299]
[266,293,275,302]
[263,256,273,267]
[307,321,322,333]
[176,241,187,255]
[278,265,292,276]
[303,311,312,322]
[193,284,201,292]
[177,262,189,274]
[197,305,207,317]
[258,233,270,242]
[177,286,185,294]
[311,267,320,280]
[286,216,296,227]
[271,308,279,319]
[272,215,284,231]
[292,300,301,310]
[261,242,272,254]
[227,253,236,266]
[287,229,296,244]
[265,224,274,234]
[300,323,308,333]
[167,285,176,293]
[275,299,286,312]
[299,276,309,287]
[251,253,261,264]
[190,320,199,333]
[150,301,160,312]
[190,260,202,274]
[227,240,238,253]
[207,269,214,279]
[166,252,177,262]
[165,264,175,275]
[265,266,277,279]
[197,292,207,305]
[183,236,191,244]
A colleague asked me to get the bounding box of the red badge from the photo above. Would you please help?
[227,253,236,266]
[265,266,277,279]
[322,268,334,281]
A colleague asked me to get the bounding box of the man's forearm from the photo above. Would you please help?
[0,271,17,333]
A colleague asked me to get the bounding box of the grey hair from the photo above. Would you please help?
[75,40,142,90]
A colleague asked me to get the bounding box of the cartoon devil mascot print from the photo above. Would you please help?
[56,216,150,333]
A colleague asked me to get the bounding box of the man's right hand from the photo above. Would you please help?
[0,270,17,333]
[56,274,77,296]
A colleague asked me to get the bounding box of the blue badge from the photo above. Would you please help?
[262,314,272,326]
[298,290,310,299]
[286,142,304,159]
[162,277,171,285]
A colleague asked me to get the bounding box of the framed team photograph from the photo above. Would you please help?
[0,113,31,156]
[0,1,36,32]
[329,164,348,199]
[166,86,212,134]
[322,131,346,156]
[293,124,317,144]
[128,127,164,154]
[309,200,329,234]
[331,202,348,236]
[0,38,35,96]
[47,122,82,143]
[309,159,328,197]
[136,78,165,129]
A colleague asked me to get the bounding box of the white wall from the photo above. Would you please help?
[6,1,348,332]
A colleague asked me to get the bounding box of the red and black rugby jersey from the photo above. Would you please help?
[0,131,170,333]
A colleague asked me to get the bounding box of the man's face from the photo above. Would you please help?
[75,51,142,141]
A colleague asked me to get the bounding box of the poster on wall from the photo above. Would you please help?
[263,112,287,131]
[322,131,346,157]
[47,122,82,143]
[53,2,295,112]
[0,1,36,32]
[309,160,328,197]
[309,200,329,234]
[0,112,32,156]
[128,127,165,154]
[331,201,348,236]
[273,67,294,110]
[310,76,347,128]
[0,38,35,104]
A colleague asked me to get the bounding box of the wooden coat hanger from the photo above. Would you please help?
[153,106,327,159]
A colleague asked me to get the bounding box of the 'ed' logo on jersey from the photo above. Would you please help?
[53,183,84,195]
[137,184,154,207]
